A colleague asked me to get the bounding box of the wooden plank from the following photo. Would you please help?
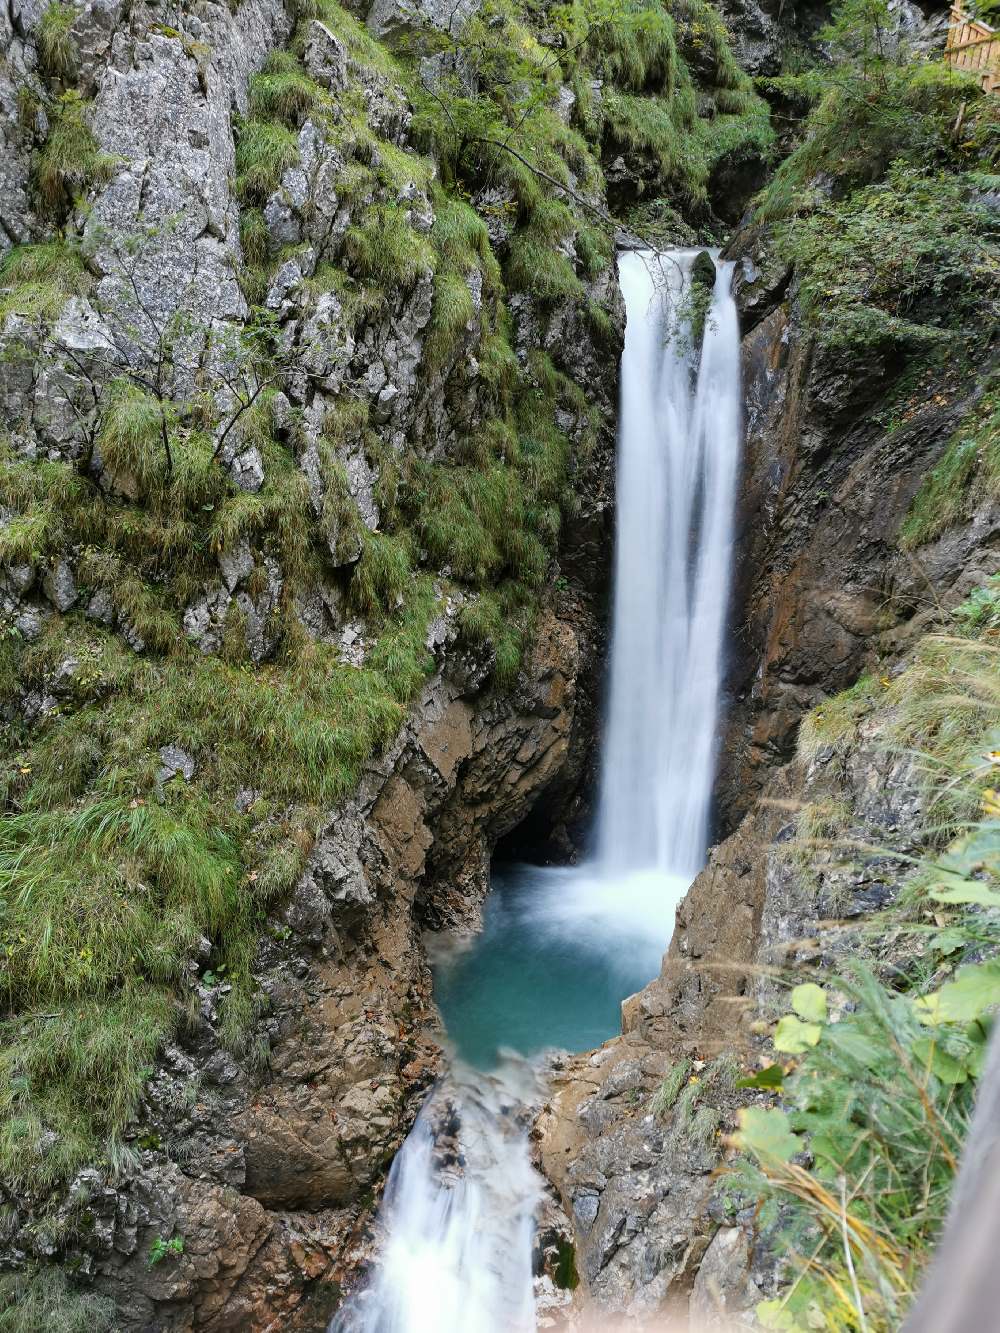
[949,34,1000,52]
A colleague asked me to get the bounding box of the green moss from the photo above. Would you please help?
[553,1238,580,1291]
[38,2,79,83]
[900,384,1000,550]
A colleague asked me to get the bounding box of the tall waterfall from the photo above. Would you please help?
[329,250,742,1333]
[596,249,741,879]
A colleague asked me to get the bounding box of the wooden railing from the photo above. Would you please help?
[946,5,1000,94]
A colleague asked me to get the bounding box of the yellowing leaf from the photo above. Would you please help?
[737,1107,801,1164]
[915,961,1000,1027]
[791,983,827,1024]
[774,1014,822,1053]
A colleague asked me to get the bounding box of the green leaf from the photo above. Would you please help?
[774,1014,822,1053]
[915,961,1000,1026]
[929,878,1000,908]
[791,983,827,1024]
[737,1107,802,1164]
[737,1064,784,1091]
[756,1298,807,1331]
[939,821,1000,877]
[912,1036,970,1085]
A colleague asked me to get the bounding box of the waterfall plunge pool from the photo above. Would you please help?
[431,862,692,1069]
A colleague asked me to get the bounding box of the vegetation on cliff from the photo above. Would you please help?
[737,607,1000,1331]
[0,0,765,1215]
[754,0,999,374]
[726,5,1000,1326]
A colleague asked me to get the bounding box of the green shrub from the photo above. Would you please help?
[736,619,1000,1332]
[781,165,1000,353]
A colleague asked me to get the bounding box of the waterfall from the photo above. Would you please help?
[329,250,742,1333]
[329,1063,543,1333]
[596,249,741,879]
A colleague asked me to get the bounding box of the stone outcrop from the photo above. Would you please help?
[536,658,932,1324]
[718,225,1000,831]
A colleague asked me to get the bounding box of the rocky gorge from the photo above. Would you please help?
[1,0,999,1328]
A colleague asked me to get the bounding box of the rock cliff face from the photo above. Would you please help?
[0,0,624,1321]
[33,610,583,1329]
[718,226,1000,831]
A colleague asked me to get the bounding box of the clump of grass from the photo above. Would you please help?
[458,587,532,687]
[423,269,476,370]
[38,2,79,83]
[885,634,1000,822]
[35,91,114,214]
[249,50,322,127]
[233,117,300,204]
[0,239,92,322]
[900,383,1000,550]
[97,380,172,494]
[0,1267,115,1332]
[343,203,434,289]
[798,674,879,759]
[651,1058,692,1118]
[239,208,270,268]
[350,529,412,617]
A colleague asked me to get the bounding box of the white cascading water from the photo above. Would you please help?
[329,250,742,1333]
[329,1062,543,1333]
[597,248,741,881]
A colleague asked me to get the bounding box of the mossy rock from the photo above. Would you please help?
[691,248,716,291]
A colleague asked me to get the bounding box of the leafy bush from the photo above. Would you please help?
[781,164,1000,352]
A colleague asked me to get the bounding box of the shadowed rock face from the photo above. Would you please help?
[716,225,1000,835]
